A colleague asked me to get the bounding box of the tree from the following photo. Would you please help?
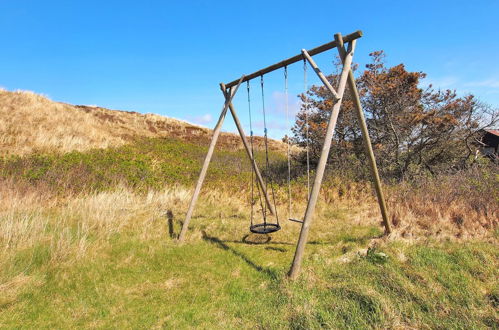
[292,51,498,180]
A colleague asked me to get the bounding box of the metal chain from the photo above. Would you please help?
[247,81,265,227]
[304,59,311,200]
[247,81,254,226]
[260,75,279,226]
[260,76,268,224]
[285,66,292,219]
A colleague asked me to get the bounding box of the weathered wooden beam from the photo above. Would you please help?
[336,44,392,235]
[224,30,363,89]
[288,34,356,280]
[301,49,340,101]
[178,76,245,242]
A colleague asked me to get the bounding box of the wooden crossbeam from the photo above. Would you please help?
[224,30,363,89]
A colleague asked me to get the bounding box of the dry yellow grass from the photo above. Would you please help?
[314,172,498,242]
[0,88,286,155]
[386,183,498,242]
[1,178,494,267]
[0,176,497,328]
[0,183,190,257]
[0,183,189,309]
[0,179,349,269]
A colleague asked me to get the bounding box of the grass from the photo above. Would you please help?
[0,136,286,195]
[0,185,497,328]
[1,230,498,328]
[1,90,498,327]
[3,135,495,242]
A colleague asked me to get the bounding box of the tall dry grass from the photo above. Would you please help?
[290,166,499,242]
[297,165,496,242]
[0,167,496,309]
[0,183,193,307]
[0,166,496,269]
[0,184,191,258]
[386,167,498,241]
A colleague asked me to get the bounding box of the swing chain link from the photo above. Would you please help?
[284,65,292,220]
[259,74,280,227]
[304,59,311,199]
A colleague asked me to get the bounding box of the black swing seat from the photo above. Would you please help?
[288,218,303,224]
[250,222,281,234]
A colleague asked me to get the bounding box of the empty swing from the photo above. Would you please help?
[246,76,281,234]
[286,60,311,224]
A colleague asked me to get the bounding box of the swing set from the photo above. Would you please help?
[245,59,311,233]
[178,31,392,279]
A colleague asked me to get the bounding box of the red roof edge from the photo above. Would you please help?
[484,129,499,137]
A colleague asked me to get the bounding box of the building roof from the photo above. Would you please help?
[484,129,499,137]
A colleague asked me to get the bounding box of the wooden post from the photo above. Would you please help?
[221,83,276,216]
[178,76,244,242]
[336,45,392,234]
[288,34,355,279]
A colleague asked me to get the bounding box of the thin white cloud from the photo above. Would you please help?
[240,90,301,139]
[260,91,301,116]
[424,76,459,89]
[422,75,499,105]
[187,113,213,125]
[464,78,499,89]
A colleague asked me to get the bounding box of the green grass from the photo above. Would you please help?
[1,136,497,328]
[1,218,497,329]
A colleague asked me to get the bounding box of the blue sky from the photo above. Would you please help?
[1,0,498,139]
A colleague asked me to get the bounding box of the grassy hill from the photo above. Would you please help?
[0,89,498,328]
[0,89,286,155]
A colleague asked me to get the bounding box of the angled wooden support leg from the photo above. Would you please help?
[336,43,392,235]
[288,34,356,280]
[221,83,276,216]
[178,76,245,243]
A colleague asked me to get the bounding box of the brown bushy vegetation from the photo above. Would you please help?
[0,88,285,156]
[293,51,498,179]
[309,165,498,242]
[286,50,498,241]
[385,166,498,241]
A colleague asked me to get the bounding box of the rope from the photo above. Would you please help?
[247,81,264,227]
[260,75,279,226]
[285,66,292,219]
[304,59,311,200]
[260,76,268,225]
[247,81,254,226]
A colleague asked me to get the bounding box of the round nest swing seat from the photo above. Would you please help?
[249,222,281,234]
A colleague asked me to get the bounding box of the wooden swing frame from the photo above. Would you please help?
[178,30,392,280]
